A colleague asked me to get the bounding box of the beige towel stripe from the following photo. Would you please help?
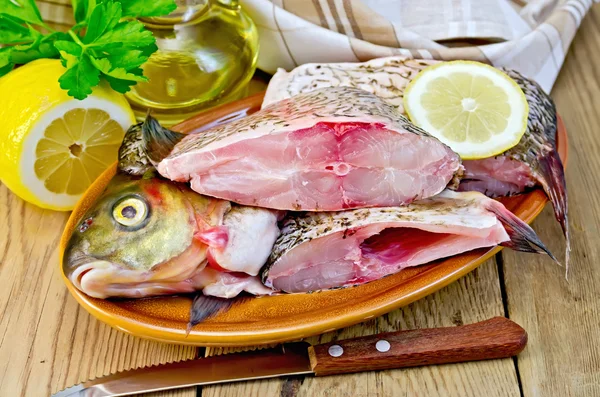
[437,46,492,64]
[316,0,338,31]
[271,2,298,67]
[346,0,401,48]
[334,0,357,38]
[311,0,329,29]
[342,0,363,40]
[510,0,527,7]
[547,10,579,53]
[349,37,400,61]
[282,0,327,29]
[326,0,347,34]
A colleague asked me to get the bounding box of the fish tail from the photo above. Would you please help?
[537,149,570,276]
[186,294,234,335]
[486,200,558,263]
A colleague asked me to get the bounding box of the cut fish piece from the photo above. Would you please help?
[156,87,462,211]
[262,190,555,293]
[459,156,537,197]
[262,57,569,267]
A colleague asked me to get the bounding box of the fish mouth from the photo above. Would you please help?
[64,243,209,299]
[66,251,274,301]
[69,259,117,298]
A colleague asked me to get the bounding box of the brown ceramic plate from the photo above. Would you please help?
[59,92,568,347]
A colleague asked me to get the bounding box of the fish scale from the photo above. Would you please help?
[166,87,434,156]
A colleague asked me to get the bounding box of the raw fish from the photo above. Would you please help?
[263,190,555,293]
[155,87,462,211]
[262,57,569,264]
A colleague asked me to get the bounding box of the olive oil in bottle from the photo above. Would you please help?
[126,0,259,126]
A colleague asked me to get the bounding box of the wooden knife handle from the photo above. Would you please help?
[307,316,527,376]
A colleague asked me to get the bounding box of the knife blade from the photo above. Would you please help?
[52,316,527,397]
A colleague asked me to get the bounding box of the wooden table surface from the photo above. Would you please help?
[2,6,600,397]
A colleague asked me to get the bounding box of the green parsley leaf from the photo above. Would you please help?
[9,30,69,64]
[12,25,42,50]
[94,47,147,69]
[91,19,155,49]
[91,56,148,94]
[83,0,122,44]
[0,47,12,67]
[54,40,82,68]
[139,42,158,58]
[90,56,148,82]
[0,14,34,45]
[0,0,174,99]
[58,54,100,100]
[127,67,145,77]
[119,0,177,18]
[104,75,137,94]
[72,0,95,24]
[0,47,14,77]
[9,25,42,63]
[0,0,44,27]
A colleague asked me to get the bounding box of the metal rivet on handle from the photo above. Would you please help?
[376,340,391,352]
[328,345,344,357]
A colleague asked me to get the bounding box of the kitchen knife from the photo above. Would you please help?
[52,316,526,397]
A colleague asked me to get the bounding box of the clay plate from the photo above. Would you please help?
[59,92,568,346]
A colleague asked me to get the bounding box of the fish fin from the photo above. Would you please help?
[117,122,155,175]
[186,294,234,335]
[486,200,559,264]
[537,149,570,277]
[141,114,186,166]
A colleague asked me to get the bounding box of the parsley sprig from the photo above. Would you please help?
[0,0,176,99]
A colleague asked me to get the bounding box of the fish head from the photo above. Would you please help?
[63,173,228,298]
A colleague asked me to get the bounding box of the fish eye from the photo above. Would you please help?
[112,197,148,227]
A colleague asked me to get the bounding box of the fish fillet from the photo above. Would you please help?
[262,190,555,293]
[157,87,461,211]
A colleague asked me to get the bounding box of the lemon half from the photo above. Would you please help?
[0,59,135,211]
[403,61,529,160]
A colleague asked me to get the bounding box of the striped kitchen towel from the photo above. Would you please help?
[36,0,598,93]
[239,0,598,92]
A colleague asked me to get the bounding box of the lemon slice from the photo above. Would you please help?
[0,59,135,211]
[403,60,529,160]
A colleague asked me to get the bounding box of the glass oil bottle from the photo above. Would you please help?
[126,0,259,126]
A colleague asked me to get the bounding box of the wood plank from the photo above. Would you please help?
[202,258,521,397]
[501,7,600,397]
[0,187,198,397]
